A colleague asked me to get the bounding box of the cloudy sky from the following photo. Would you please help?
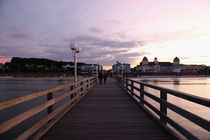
[0,0,210,69]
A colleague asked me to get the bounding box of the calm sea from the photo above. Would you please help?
[132,76,210,139]
[0,77,82,139]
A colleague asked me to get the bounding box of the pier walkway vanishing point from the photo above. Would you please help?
[43,78,172,140]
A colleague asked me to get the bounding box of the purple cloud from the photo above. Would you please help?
[8,33,32,39]
[89,27,103,33]
[70,35,145,49]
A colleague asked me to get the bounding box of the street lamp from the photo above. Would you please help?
[117,67,120,75]
[91,64,94,76]
[121,64,124,76]
[69,42,81,82]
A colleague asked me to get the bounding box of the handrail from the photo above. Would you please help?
[0,77,98,139]
[129,79,210,107]
[117,77,210,140]
[0,78,89,110]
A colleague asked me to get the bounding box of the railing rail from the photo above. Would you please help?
[0,77,97,140]
[117,77,210,140]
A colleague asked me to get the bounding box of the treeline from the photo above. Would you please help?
[3,57,85,72]
[198,68,210,75]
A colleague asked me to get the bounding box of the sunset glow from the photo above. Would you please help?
[0,57,11,64]
[0,0,210,66]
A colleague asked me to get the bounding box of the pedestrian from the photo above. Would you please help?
[103,72,107,84]
[99,72,103,84]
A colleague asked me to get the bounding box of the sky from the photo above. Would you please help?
[0,0,210,69]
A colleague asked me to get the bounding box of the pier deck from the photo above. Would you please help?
[43,78,171,140]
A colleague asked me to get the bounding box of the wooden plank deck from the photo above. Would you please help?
[42,78,172,140]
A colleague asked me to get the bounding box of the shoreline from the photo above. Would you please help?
[0,76,74,80]
[1,75,210,79]
[0,76,87,80]
[0,73,91,79]
[134,75,210,78]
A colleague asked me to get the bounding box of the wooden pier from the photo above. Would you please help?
[42,78,172,140]
[0,76,209,140]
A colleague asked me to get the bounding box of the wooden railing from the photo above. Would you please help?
[117,77,210,140]
[0,77,97,140]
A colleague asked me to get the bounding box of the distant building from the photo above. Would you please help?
[81,64,93,72]
[181,64,206,72]
[36,65,45,71]
[63,64,74,70]
[112,61,131,73]
[81,64,103,74]
[136,57,181,72]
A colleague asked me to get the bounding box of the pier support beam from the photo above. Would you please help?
[160,90,167,124]
[140,84,144,105]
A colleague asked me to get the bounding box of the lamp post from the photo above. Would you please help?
[121,64,124,76]
[117,67,120,75]
[69,42,81,82]
[91,64,94,76]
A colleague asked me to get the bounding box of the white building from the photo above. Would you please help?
[112,61,131,73]
[173,57,181,72]
[81,64,102,74]
[63,64,74,70]
[181,64,206,72]
[136,57,181,73]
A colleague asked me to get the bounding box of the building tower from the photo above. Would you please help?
[154,57,160,72]
[173,57,180,65]
[154,57,158,65]
[141,56,149,72]
[173,57,180,72]
[142,56,148,65]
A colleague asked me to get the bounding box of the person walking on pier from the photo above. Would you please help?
[99,72,103,84]
[103,72,107,84]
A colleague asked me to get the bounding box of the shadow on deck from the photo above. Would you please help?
[43,78,172,140]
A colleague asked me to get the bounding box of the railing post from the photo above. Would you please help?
[93,77,96,86]
[72,83,77,102]
[95,77,98,85]
[120,77,122,87]
[160,90,167,124]
[121,77,123,87]
[81,81,83,94]
[123,78,125,90]
[70,85,74,100]
[86,79,89,91]
[126,79,128,92]
[140,84,144,104]
[47,92,54,121]
[90,78,92,86]
[121,78,123,89]
[131,81,134,96]
[94,77,96,85]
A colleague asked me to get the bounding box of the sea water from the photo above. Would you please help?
[132,76,210,139]
[0,77,82,139]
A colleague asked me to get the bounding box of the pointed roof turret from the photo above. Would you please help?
[142,56,148,61]
[174,57,179,61]
[154,57,158,61]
